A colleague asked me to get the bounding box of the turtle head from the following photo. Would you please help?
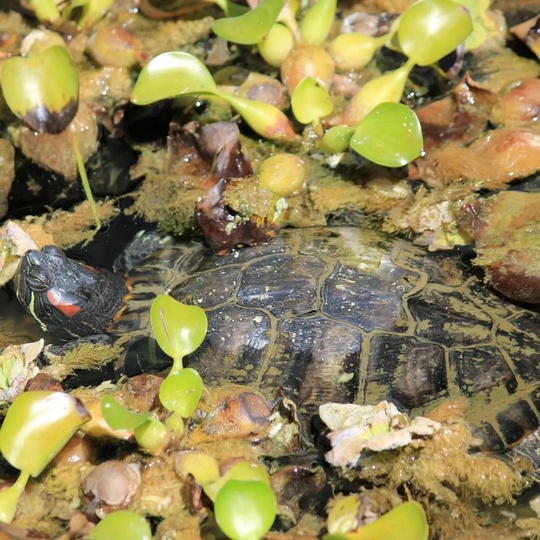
[15,246,127,340]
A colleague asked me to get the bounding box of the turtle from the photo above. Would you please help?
[14,226,540,451]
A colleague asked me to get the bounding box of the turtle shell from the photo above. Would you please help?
[111,227,540,450]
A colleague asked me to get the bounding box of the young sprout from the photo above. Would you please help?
[27,0,61,22]
[0,40,101,228]
[131,52,299,142]
[257,23,295,67]
[0,391,90,522]
[322,102,423,168]
[149,294,208,373]
[348,102,423,167]
[291,76,333,127]
[212,0,284,45]
[86,510,152,540]
[299,0,337,46]
[397,0,473,66]
[101,396,168,452]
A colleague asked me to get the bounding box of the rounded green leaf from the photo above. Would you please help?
[300,0,337,45]
[133,418,169,451]
[291,76,333,125]
[28,0,60,21]
[320,125,354,153]
[159,368,203,417]
[130,52,217,105]
[341,501,428,540]
[101,395,152,430]
[214,480,277,540]
[0,391,90,477]
[349,102,423,167]
[150,294,208,363]
[1,45,78,134]
[257,22,294,67]
[212,0,284,45]
[397,0,473,66]
[87,510,152,540]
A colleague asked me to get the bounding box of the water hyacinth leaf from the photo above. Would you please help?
[320,125,355,153]
[212,0,285,45]
[63,0,115,26]
[28,0,60,21]
[397,0,473,66]
[204,459,271,502]
[343,61,413,125]
[350,102,423,167]
[341,501,429,540]
[133,417,169,451]
[150,294,208,364]
[0,391,90,477]
[214,480,277,540]
[87,510,152,540]
[257,22,295,67]
[101,395,153,430]
[130,52,217,105]
[216,91,299,142]
[1,45,78,134]
[159,368,203,417]
[291,76,333,125]
[300,0,337,45]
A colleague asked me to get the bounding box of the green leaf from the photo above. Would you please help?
[291,76,333,125]
[343,61,413,125]
[398,0,473,66]
[216,91,299,142]
[300,0,337,45]
[28,0,60,21]
[214,480,277,540]
[130,52,217,105]
[101,396,153,430]
[87,510,152,540]
[212,0,285,45]
[342,501,428,540]
[320,125,355,153]
[159,368,203,417]
[349,102,423,167]
[0,391,90,477]
[150,294,208,365]
[1,45,79,134]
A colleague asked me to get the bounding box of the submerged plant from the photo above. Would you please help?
[0,391,90,522]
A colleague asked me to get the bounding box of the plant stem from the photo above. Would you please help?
[70,132,101,230]
[0,470,30,523]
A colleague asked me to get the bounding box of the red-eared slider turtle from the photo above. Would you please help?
[14,227,540,451]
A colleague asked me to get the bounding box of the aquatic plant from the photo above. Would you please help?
[131,52,299,142]
[86,509,152,540]
[101,295,207,448]
[0,35,101,227]
[27,0,113,26]
[101,395,169,451]
[325,500,429,540]
[214,480,277,540]
[0,391,90,523]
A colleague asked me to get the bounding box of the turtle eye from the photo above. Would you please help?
[25,268,51,292]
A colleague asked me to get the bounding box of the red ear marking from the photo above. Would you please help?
[47,290,81,317]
